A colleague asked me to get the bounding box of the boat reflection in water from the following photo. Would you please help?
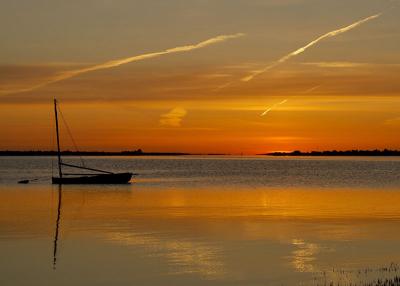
[52,185,62,270]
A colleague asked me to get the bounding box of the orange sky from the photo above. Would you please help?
[0,1,399,154]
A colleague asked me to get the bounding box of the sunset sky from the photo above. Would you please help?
[1,0,399,154]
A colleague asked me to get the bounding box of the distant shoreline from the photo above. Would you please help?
[1,149,400,156]
[0,150,229,156]
[0,150,189,156]
[265,150,400,156]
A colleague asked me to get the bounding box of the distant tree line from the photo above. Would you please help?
[0,149,190,156]
[266,149,400,156]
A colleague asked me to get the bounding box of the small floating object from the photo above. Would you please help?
[18,178,38,184]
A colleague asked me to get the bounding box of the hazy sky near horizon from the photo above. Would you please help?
[1,0,399,153]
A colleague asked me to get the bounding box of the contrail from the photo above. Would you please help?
[2,33,245,95]
[303,85,321,94]
[261,99,288,116]
[242,13,381,82]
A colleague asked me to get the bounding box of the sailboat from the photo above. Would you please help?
[52,99,133,184]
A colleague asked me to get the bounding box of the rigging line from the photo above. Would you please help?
[51,111,55,177]
[51,127,54,177]
[57,105,86,168]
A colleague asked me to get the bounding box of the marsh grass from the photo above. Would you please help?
[313,263,400,286]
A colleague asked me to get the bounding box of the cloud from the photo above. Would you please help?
[384,117,400,126]
[302,62,371,68]
[261,99,288,116]
[160,107,187,127]
[1,33,245,95]
[4,57,400,105]
[242,13,381,82]
[266,136,311,142]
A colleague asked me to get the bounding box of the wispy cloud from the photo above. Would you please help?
[1,33,245,95]
[242,13,381,82]
[266,136,310,142]
[160,107,187,127]
[302,62,371,68]
[261,99,288,116]
[384,117,400,126]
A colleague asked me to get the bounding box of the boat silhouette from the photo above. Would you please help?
[52,99,133,184]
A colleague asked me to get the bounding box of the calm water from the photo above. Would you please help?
[1,156,400,285]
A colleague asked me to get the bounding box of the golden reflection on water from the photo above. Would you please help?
[59,186,400,219]
[107,232,225,278]
[291,239,323,273]
[3,185,400,222]
[1,185,400,285]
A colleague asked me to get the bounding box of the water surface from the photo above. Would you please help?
[1,156,400,285]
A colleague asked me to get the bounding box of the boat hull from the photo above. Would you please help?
[52,173,133,184]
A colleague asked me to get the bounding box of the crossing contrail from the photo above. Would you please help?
[242,13,381,82]
[2,33,245,95]
[261,99,288,116]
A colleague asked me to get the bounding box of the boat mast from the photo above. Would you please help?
[54,99,62,179]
